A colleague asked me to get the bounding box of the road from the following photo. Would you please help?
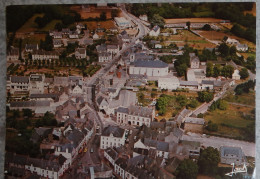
[183,133,255,157]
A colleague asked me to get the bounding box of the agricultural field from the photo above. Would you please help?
[204,103,254,140]
[165,18,225,24]
[224,91,255,106]
[162,30,216,50]
[197,30,256,50]
[71,5,123,19]
[80,20,116,30]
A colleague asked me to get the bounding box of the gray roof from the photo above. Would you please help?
[30,93,59,100]
[173,127,184,138]
[202,80,214,85]
[99,52,112,57]
[25,44,38,50]
[135,53,154,61]
[220,146,244,159]
[237,44,248,48]
[185,117,205,125]
[152,25,160,32]
[133,60,168,68]
[10,101,50,108]
[128,105,153,118]
[11,76,29,83]
[8,47,19,56]
[144,138,169,152]
[96,44,107,52]
[107,44,118,49]
[53,39,62,45]
[115,157,128,169]
[30,74,43,81]
[180,80,199,86]
[116,107,129,114]
[75,48,86,54]
[102,126,125,138]
[66,129,85,146]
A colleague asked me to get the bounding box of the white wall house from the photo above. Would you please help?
[232,69,241,80]
[75,48,87,59]
[236,44,248,52]
[29,74,45,94]
[104,148,118,166]
[98,52,112,63]
[107,45,119,54]
[139,14,148,21]
[116,105,154,127]
[158,77,180,90]
[32,50,59,61]
[149,25,160,37]
[129,60,168,77]
[7,47,19,61]
[114,17,131,29]
[100,126,126,150]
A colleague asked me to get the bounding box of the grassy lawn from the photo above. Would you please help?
[224,91,255,106]
[39,20,62,32]
[204,103,254,138]
[193,11,214,17]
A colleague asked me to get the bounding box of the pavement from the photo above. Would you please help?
[183,133,255,157]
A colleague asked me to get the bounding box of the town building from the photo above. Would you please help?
[149,25,160,37]
[98,52,112,63]
[116,105,154,127]
[7,47,19,61]
[190,53,200,69]
[32,50,59,61]
[107,45,119,54]
[129,59,168,77]
[236,44,248,52]
[139,14,148,21]
[25,44,39,52]
[53,32,63,39]
[184,117,205,133]
[220,146,246,166]
[114,17,131,29]
[179,81,199,90]
[93,32,100,40]
[225,37,239,45]
[75,48,87,59]
[100,126,126,149]
[104,147,119,166]
[158,77,180,90]
[69,31,79,39]
[53,39,63,48]
[232,69,241,80]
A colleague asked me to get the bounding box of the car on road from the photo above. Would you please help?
[90,148,94,153]
[84,148,88,153]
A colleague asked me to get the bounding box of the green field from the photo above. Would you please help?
[224,91,255,106]
[193,11,215,17]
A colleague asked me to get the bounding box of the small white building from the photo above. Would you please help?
[226,37,239,45]
[53,32,62,39]
[32,50,59,61]
[114,17,131,29]
[25,44,39,52]
[155,43,162,49]
[93,33,100,40]
[53,39,63,48]
[158,77,180,90]
[139,14,148,21]
[232,69,241,80]
[100,126,126,150]
[69,31,79,39]
[190,53,200,69]
[149,25,160,37]
[75,48,87,59]
[236,44,248,52]
[98,52,112,63]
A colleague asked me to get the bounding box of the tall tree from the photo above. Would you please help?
[239,68,249,79]
[175,159,198,179]
[198,147,220,175]
[150,14,165,27]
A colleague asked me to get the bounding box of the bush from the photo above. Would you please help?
[206,122,218,132]
[197,113,204,118]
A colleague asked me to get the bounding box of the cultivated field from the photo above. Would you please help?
[163,30,216,50]
[71,5,123,19]
[80,20,116,30]
[165,18,225,24]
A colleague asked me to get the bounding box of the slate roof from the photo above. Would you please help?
[66,129,85,146]
[152,25,160,32]
[179,80,199,86]
[30,74,43,81]
[101,126,125,138]
[133,60,168,68]
[25,44,38,50]
[115,157,128,169]
[75,48,86,54]
[128,105,153,118]
[10,101,50,107]
[96,44,107,52]
[10,76,29,83]
[53,39,62,45]
[220,146,244,159]
[107,44,118,49]
[202,80,214,85]
[116,107,129,113]
[144,138,169,152]
[32,49,59,56]
[173,127,184,138]
[7,47,19,56]
[99,52,112,57]
[30,93,59,101]
[237,44,248,48]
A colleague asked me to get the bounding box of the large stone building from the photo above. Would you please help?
[32,50,59,61]
[98,52,112,63]
[116,105,154,127]
[100,126,126,150]
[158,77,180,90]
[220,146,246,166]
[129,59,168,77]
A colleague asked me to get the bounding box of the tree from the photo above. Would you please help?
[198,91,214,103]
[186,21,191,30]
[202,24,211,31]
[222,65,234,78]
[100,12,107,21]
[239,68,249,79]
[55,22,63,31]
[213,64,222,77]
[206,121,218,132]
[22,109,33,118]
[176,63,188,77]
[198,147,220,175]
[175,159,198,179]
[151,92,157,98]
[218,43,229,57]
[111,9,119,18]
[150,14,165,28]
[229,45,237,56]
[188,99,198,108]
[206,62,214,77]
[156,95,170,115]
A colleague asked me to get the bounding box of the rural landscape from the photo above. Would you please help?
[4,2,256,179]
